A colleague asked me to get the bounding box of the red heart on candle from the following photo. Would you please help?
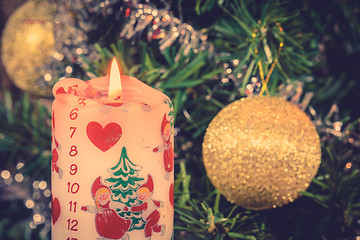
[169,183,174,208]
[51,196,61,225]
[86,121,122,152]
[105,102,124,107]
[52,110,55,130]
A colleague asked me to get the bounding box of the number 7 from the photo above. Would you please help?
[70,127,77,138]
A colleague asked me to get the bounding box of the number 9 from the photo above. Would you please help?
[69,164,78,175]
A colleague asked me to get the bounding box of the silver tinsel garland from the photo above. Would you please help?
[119,1,214,55]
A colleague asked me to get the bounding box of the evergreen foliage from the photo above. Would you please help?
[0,0,359,239]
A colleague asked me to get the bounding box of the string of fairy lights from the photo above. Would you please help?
[0,163,51,236]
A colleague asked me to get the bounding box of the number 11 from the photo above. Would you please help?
[69,201,77,212]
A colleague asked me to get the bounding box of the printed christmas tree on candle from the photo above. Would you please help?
[105,146,146,231]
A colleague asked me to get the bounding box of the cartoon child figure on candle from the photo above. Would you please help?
[51,148,63,179]
[81,177,131,240]
[153,114,174,180]
[125,175,165,239]
[51,111,63,179]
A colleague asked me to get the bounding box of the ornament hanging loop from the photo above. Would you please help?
[258,22,284,96]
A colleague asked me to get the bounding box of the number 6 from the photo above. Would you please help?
[70,108,78,120]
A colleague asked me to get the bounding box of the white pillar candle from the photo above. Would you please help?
[51,59,174,240]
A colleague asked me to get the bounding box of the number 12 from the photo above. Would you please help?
[67,219,78,231]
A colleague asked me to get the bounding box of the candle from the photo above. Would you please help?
[51,58,174,240]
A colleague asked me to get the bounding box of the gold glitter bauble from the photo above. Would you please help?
[202,96,321,210]
[1,0,55,96]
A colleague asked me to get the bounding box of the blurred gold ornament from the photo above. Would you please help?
[1,0,56,96]
[202,96,321,210]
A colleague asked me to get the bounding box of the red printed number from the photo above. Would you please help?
[69,201,77,212]
[70,108,78,120]
[70,127,77,138]
[66,238,78,240]
[67,219,78,231]
[69,145,78,157]
[67,182,79,194]
[69,164,78,175]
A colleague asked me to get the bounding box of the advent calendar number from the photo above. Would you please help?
[78,98,86,105]
[69,201,77,212]
[67,219,78,231]
[70,127,77,138]
[69,108,78,120]
[67,182,79,194]
[69,145,78,157]
[69,164,78,175]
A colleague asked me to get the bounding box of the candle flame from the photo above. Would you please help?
[108,58,122,99]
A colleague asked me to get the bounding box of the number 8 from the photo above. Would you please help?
[69,146,78,157]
